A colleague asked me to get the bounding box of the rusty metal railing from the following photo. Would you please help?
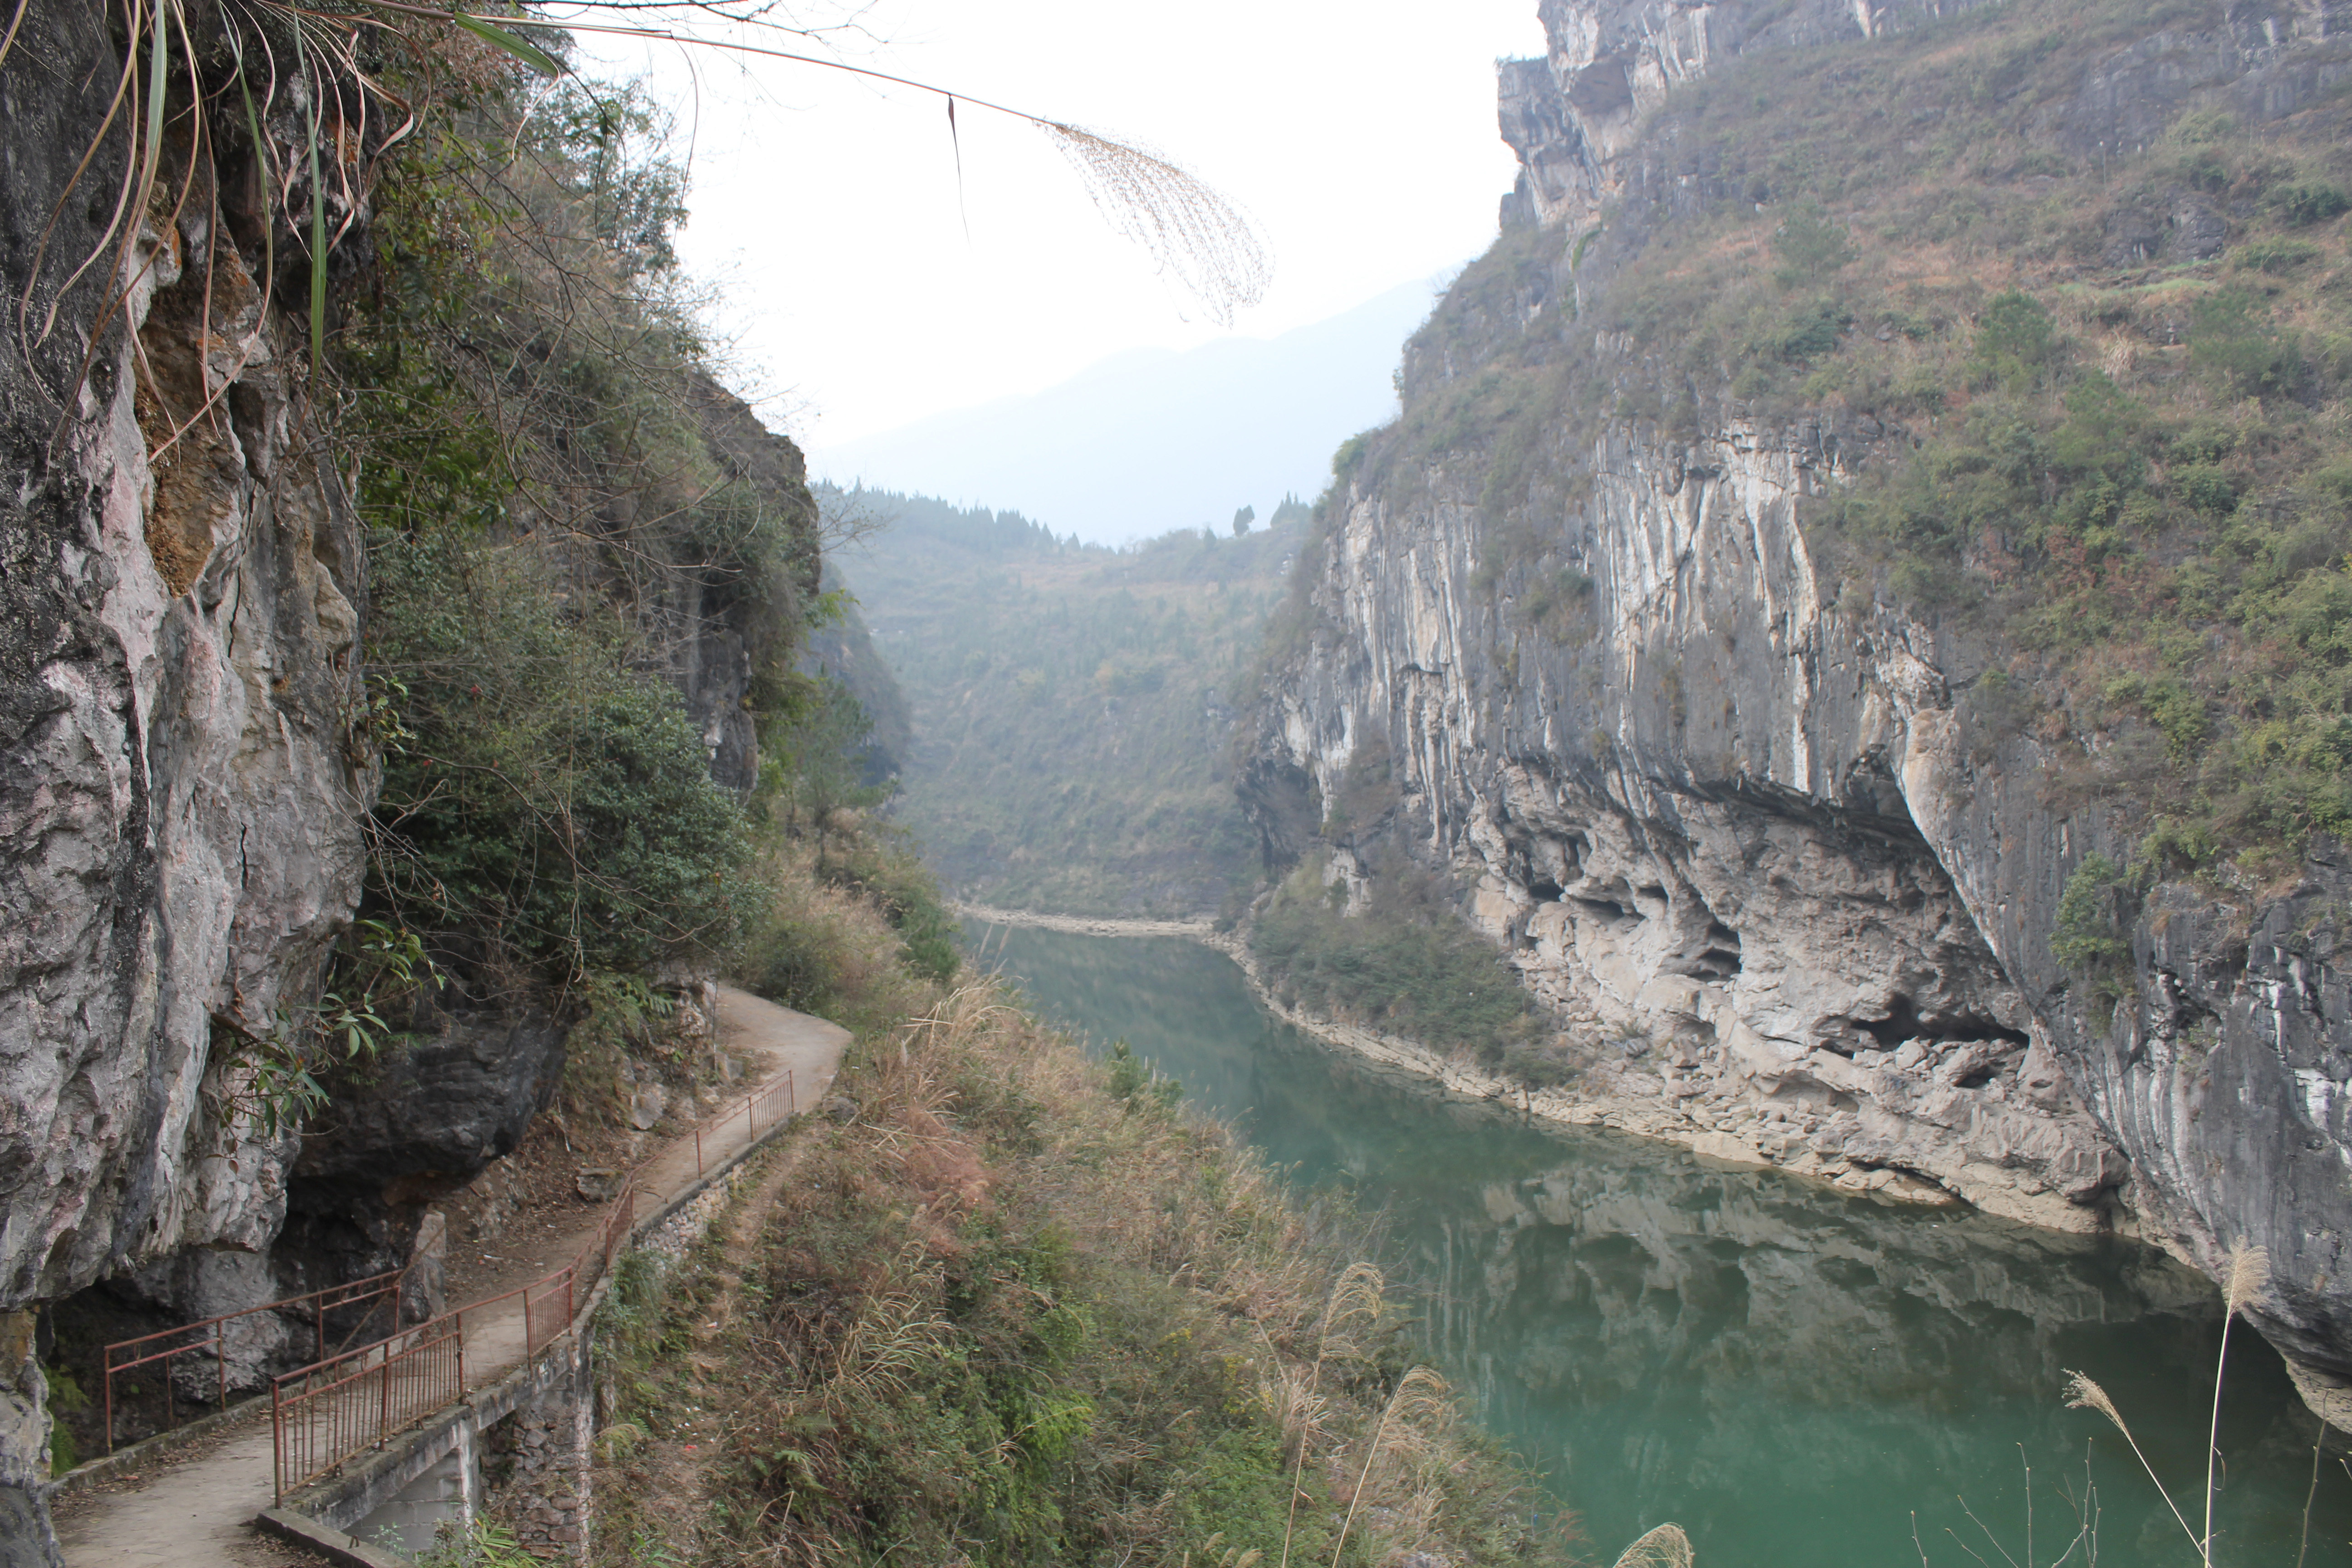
[265,1178,646,1499]
[260,1055,798,1499]
[267,1231,603,1501]
[100,1267,407,1453]
[271,1313,463,1500]
[599,1180,637,1270]
[693,1065,794,1175]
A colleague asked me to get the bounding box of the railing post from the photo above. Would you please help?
[695,1124,703,1176]
[271,1378,283,1505]
[789,1067,795,1117]
[377,1336,392,1449]
[102,1351,113,1456]
[216,1319,227,1415]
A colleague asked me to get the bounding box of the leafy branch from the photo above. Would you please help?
[206,918,441,1137]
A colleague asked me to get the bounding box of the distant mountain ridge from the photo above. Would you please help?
[809,279,1436,544]
[824,485,1305,916]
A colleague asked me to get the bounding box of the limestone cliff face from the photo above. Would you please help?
[1245,0,2352,1417]
[0,6,364,1318]
[1248,415,2133,1230]
[665,377,825,793]
[1499,0,2007,232]
[0,8,367,1553]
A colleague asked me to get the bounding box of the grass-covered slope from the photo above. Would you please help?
[831,487,1311,918]
[586,844,1583,1567]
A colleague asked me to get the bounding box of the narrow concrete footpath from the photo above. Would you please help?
[51,986,848,1568]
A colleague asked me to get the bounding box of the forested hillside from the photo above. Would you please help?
[828,487,1309,916]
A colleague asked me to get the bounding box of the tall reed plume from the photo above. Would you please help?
[1612,1522,1695,1568]
[1328,1364,1452,1567]
[1276,1261,1384,1568]
[2060,1238,2273,1568]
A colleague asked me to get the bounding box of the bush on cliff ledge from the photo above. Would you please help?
[368,529,756,979]
[1248,854,1543,1065]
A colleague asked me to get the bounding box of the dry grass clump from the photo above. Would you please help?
[732,839,939,1037]
[592,915,1583,1566]
[1612,1524,1695,1568]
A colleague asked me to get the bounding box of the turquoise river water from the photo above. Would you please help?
[964,919,2352,1568]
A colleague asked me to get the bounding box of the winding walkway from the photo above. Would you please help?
[50,986,848,1568]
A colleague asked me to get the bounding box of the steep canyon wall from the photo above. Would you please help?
[1244,0,2352,1419]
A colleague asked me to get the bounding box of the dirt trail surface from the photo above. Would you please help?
[50,986,848,1568]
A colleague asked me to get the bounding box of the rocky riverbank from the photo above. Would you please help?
[952,902,2146,1230]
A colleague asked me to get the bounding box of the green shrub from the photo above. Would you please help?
[1759,297,1853,363]
[1503,1035,1584,1088]
[1963,669,2039,761]
[1970,289,2059,389]
[415,1522,542,1568]
[2234,236,2324,274]
[1103,1039,1183,1115]
[1322,734,1396,836]
[1519,566,1596,638]
[368,533,755,979]
[2052,853,2132,972]
[1771,203,1855,286]
[833,835,962,983]
[2176,462,2241,517]
[1249,858,1541,1063]
[1332,429,1376,483]
[756,670,891,837]
[2190,288,2307,400]
[2270,181,2352,226]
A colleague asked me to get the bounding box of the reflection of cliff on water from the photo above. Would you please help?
[968,921,2352,1567]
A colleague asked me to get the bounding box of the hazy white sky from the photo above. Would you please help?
[573,1,1545,459]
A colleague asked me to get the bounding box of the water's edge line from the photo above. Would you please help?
[955,903,1798,1161]
[952,902,2122,1236]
